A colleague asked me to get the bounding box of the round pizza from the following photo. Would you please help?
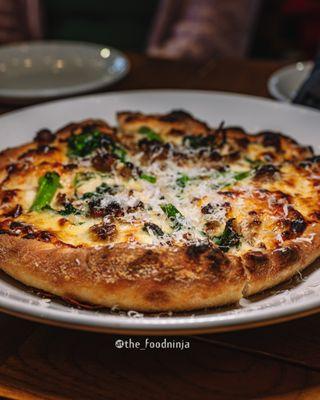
[0,110,319,311]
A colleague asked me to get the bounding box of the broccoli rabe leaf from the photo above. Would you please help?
[214,219,240,252]
[161,203,183,230]
[58,203,82,216]
[67,129,127,162]
[138,126,163,142]
[140,173,157,184]
[30,172,62,211]
[176,174,190,188]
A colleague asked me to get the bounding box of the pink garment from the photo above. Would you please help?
[0,0,42,44]
[148,0,261,61]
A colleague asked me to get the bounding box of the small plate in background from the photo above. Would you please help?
[0,41,129,99]
[268,61,313,102]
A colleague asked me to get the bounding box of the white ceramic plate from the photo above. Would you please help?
[1,90,320,334]
[268,61,313,102]
[0,41,129,99]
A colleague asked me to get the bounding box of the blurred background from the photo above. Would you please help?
[0,0,319,63]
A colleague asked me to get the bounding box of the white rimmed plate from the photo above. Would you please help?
[268,61,314,102]
[0,41,129,99]
[1,90,320,334]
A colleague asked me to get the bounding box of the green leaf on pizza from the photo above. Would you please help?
[161,203,183,230]
[183,135,215,149]
[73,171,96,188]
[67,128,127,162]
[176,174,190,188]
[138,126,163,142]
[214,218,240,252]
[30,172,62,211]
[58,203,82,216]
[140,173,157,184]
[81,182,118,200]
[67,130,103,157]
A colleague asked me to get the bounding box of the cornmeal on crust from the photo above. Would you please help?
[0,110,319,311]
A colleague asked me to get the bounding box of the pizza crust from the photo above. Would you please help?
[0,235,247,311]
[243,224,320,296]
[1,226,319,311]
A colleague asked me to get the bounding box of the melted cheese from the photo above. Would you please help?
[0,117,318,255]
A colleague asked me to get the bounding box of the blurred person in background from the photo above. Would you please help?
[148,0,260,60]
[0,0,42,42]
[0,0,318,61]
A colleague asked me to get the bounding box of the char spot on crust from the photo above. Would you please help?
[145,289,170,304]
[273,246,300,267]
[235,137,249,149]
[186,244,210,260]
[243,251,269,272]
[128,250,161,272]
[168,128,185,136]
[260,131,282,151]
[207,248,230,270]
[117,111,141,123]
[34,128,55,144]
[224,126,247,134]
[18,145,57,159]
[159,110,193,123]
[278,206,307,241]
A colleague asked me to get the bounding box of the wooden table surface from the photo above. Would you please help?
[0,53,320,400]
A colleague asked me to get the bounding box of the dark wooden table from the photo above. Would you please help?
[0,53,320,400]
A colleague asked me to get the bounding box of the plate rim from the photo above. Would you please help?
[0,40,130,99]
[0,89,320,333]
[2,87,320,121]
[1,302,320,335]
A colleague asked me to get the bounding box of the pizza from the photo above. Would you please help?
[0,109,319,311]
